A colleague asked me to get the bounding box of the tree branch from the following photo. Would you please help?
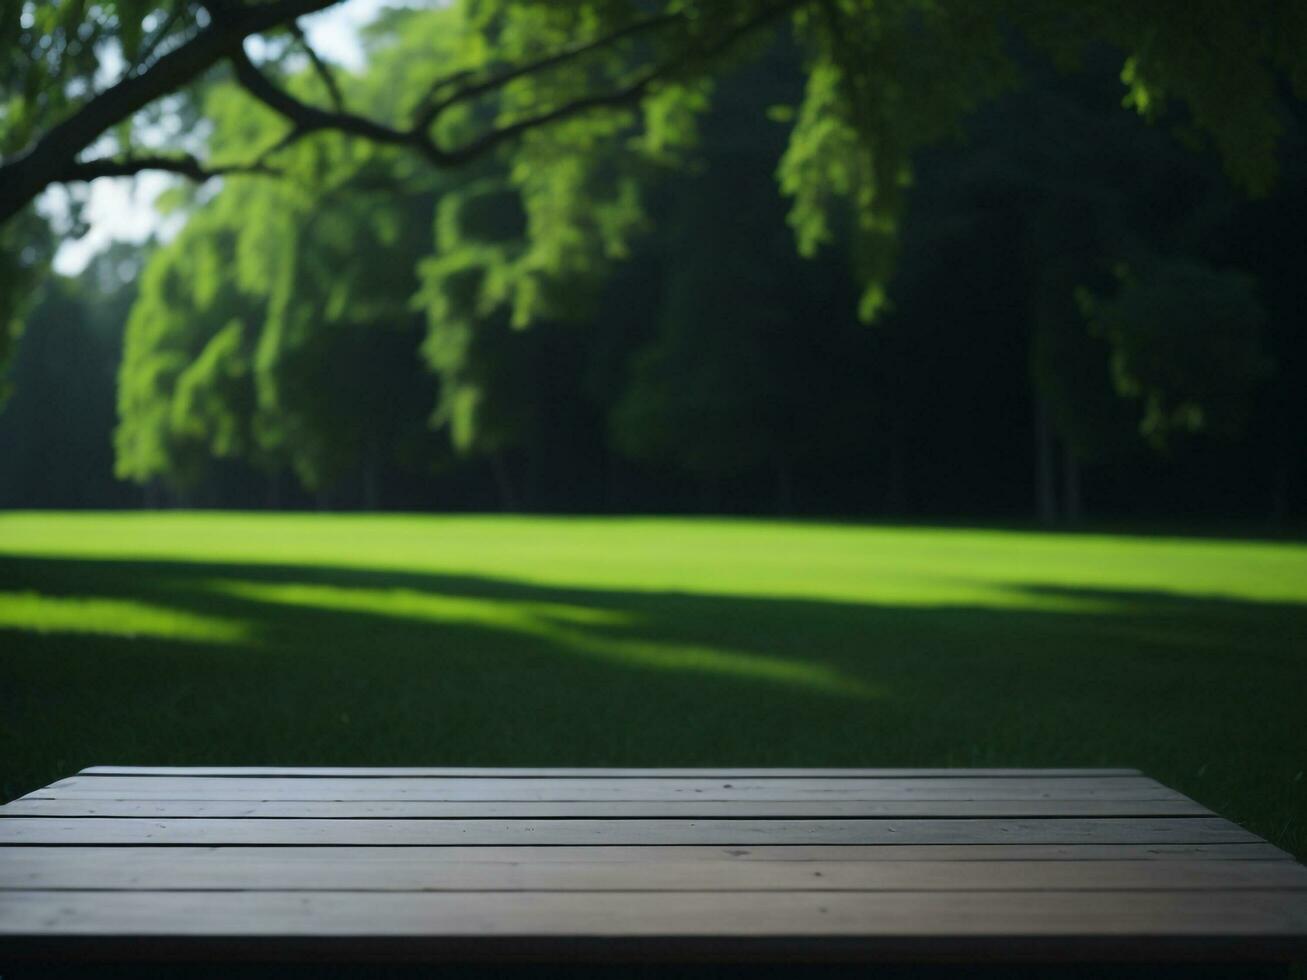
[230,45,439,158]
[58,153,279,183]
[126,5,189,80]
[439,1,804,164]
[439,66,669,166]
[408,67,479,126]
[411,11,682,132]
[0,0,343,224]
[1,0,808,227]
[289,20,346,111]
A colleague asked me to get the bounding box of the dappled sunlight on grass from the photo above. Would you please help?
[1,513,1304,859]
[0,590,248,643]
[209,580,636,630]
[209,579,874,697]
[2,512,1305,609]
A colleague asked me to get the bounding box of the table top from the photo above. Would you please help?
[2,766,1306,966]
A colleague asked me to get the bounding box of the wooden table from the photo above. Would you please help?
[2,766,1305,976]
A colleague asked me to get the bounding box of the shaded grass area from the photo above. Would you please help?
[1,513,1304,859]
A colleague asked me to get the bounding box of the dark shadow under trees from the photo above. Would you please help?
[1,554,1303,858]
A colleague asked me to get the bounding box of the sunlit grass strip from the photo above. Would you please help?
[1,512,1304,608]
[0,591,248,643]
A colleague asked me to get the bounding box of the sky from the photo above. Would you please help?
[49,0,394,276]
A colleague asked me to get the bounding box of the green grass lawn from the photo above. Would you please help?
[2,512,1305,858]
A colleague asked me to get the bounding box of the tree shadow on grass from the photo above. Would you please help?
[1,555,1304,858]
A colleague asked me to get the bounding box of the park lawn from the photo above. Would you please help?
[1,512,1304,858]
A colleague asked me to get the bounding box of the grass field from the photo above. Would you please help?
[2,512,1305,858]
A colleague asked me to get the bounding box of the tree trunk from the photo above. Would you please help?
[700,474,720,514]
[774,457,794,515]
[1270,448,1291,527]
[525,442,541,513]
[1062,443,1083,525]
[885,440,906,516]
[1034,394,1058,524]
[604,449,619,514]
[362,442,380,512]
[490,452,517,512]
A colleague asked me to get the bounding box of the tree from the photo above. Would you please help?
[48,1,1306,519]
[113,52,448,501]
[3,0,1305,383]
[0,0,800,222]
[865,42,1287,523]
[1080,260,1272,448]
[0,244,141,508]
[609,46,878,510]
[114,206,264,494]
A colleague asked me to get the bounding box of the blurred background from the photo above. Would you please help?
[3,2,1305,522]
[1,0,1305,861]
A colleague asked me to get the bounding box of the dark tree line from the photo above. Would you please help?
[2,38,1304,525]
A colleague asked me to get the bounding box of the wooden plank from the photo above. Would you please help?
[4,848,1303,892]
[0,817,1259,846]
[2,890,1305,949]
[3,767,1300,967]
[79,766,1145,778]
[4,841,1281,889]
[2,842,1289,873]
[0,797,1214,819]
[35,775,1184,802]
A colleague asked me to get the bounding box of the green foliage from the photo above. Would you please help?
[114,8,449,496]
[407,3,708,458]
[1107,0,1306,196]
[1079,260,1273,446]
[0,0,202,382]
[41,0,1303,495]
[1,0,188,155]
[116,158,439,494]
[171,320,253,459]
[414,142,642,458]
[4,0,1307,350]
[414,0,1307,341]
[779,1,1016,320]
[115,213,258,490]
[610,47,875,487]
[613,302,778,480]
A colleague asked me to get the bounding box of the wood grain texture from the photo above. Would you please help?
[0,796,1214,818]
[1,841,1290,869]
[0,816,1259,846]
[2,766,1302,967]
[3,889,1306,942]
[4,848,1303,892]
[79,766,1145,778]
[35,775,1185,802]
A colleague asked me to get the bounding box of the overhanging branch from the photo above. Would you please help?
[58,153,279,183]
[289,20,346,111]
[410,11,683,132]
[0,0,343,224]
[231,46,438,156]
[1,0,809,226]
[437,1,804,165]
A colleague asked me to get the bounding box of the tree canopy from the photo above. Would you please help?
[4,1,1306,358]
[4,0,1307,518]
